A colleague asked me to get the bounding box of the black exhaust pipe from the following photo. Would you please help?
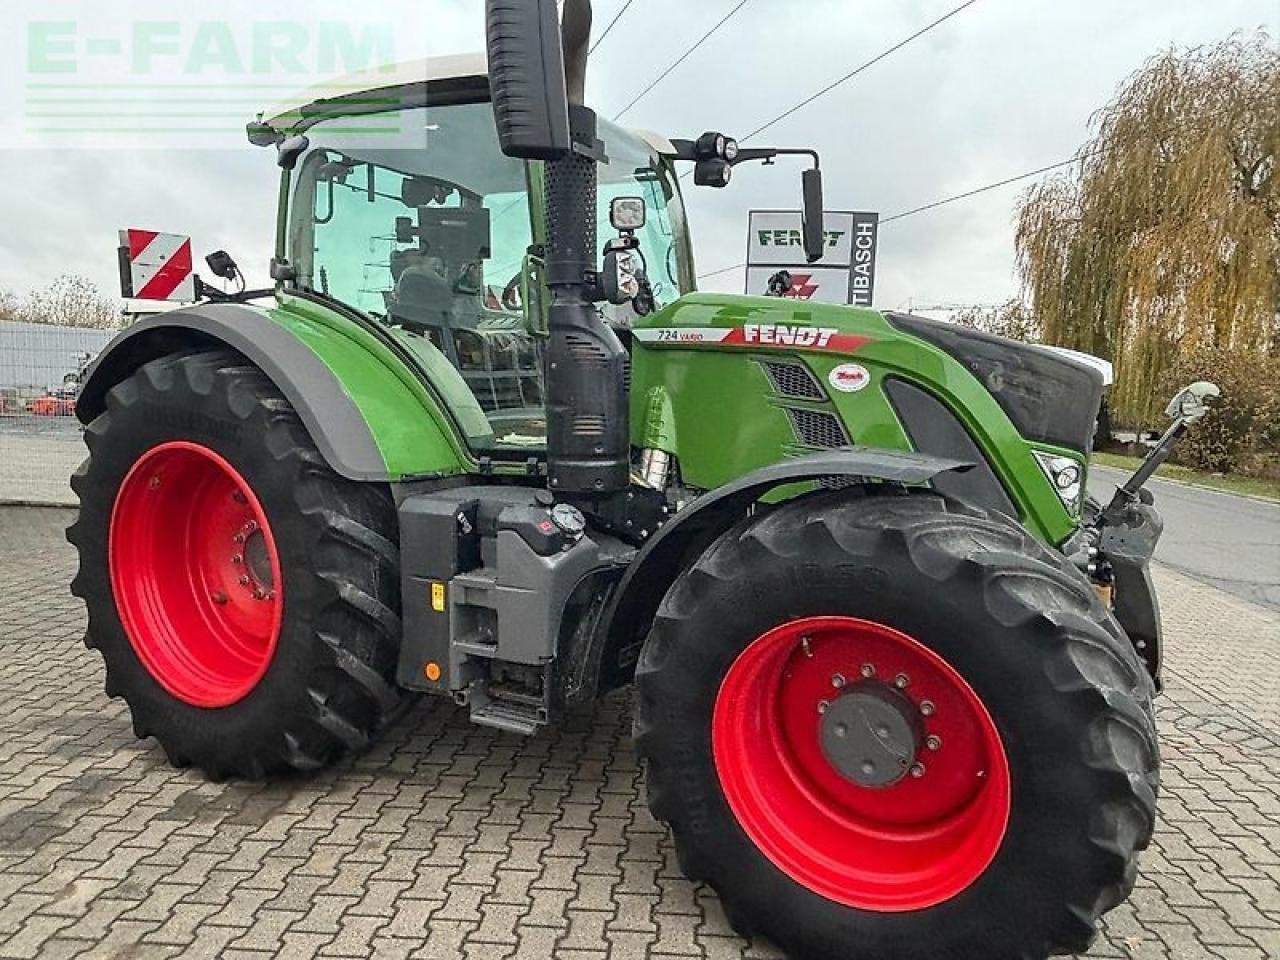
[485,0,630,500]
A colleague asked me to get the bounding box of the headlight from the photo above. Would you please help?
[1034,452,1083,514]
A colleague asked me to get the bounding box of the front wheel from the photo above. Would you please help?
[635,492,1157,960]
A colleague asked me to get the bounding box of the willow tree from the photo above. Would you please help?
[1016,32,1279,425]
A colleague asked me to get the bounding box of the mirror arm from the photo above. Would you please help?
[730,147,820,169]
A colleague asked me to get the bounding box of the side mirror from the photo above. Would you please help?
[205,251,240,282]
[1164,381,1220,424]
[484,0,571,160]
[801,167,825,263]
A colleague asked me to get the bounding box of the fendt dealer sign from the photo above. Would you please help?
[746,210,879,306]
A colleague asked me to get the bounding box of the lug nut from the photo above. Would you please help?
[926,734,942,751]
[860,663,875,678]
[211,591,228,605]
[910,762,926,778]
[920,700,936,716]
[239,575,251,586]
[232,554,243,565]
[817,700,830,715]
[894,673,910,689]
[831,673,846,689]
[233,533,245,544]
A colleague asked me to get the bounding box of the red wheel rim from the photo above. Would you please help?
[108,441,283,708]
[712,616,1011,912]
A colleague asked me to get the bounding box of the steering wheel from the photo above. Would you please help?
[502,272,522,311]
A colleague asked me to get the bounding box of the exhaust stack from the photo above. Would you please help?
[485,0,630,500]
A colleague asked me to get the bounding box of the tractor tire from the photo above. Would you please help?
[68,349,403,780]
[635,491,1157,960]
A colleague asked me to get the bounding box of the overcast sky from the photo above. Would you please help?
[0,0,1273,312]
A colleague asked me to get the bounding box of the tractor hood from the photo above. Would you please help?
[631,293,1106,461]
[885,312,1105,458]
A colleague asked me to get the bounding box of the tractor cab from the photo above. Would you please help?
[266,57,694,449]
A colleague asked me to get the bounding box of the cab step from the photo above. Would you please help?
[469,697,545,736]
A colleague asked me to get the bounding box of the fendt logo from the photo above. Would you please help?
[756,229,846,249]
[741,324,838,348]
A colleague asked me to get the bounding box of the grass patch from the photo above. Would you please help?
[1091,451,1280,502]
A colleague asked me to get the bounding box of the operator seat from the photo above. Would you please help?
[390,249,455,332]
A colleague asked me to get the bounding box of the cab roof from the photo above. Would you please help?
[261,53,678,157]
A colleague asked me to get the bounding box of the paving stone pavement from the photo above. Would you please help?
[0,506,1277,960]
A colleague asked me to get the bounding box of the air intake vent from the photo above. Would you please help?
[786,408,850,449]
[572,414,606,437]
[761,360,825,400]
[565,332,608,365]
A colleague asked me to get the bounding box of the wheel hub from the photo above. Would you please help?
[109,441,283,708]
[712,615,1011,912]
[242,528,274,593]
[820,682,921,788]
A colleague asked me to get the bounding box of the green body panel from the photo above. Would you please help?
[630,293,1079,544]
[265,292,482,479]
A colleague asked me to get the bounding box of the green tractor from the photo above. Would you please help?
[69,2,1214,956]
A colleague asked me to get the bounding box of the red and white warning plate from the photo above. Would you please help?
[118,229,196,302]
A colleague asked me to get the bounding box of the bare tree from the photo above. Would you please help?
[20,275,122,330]
[0,288,19,323]
[1016,31,1279,426]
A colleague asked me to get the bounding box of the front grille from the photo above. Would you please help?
[761,360,825,400]
[786,408,850,448]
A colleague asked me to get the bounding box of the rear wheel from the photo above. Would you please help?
[635,492,1157,960]
[69,349,403,779]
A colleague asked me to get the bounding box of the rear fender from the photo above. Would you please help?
[77,302,472,482]
[586,448,973,696]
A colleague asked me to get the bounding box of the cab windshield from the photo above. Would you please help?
[288,100,687,451]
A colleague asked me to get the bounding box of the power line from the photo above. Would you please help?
[697,261,746,281]
[740,0,981,144]
[590,0,634,55]
[612,0,750,122]
[680,0,981,181]
[880,151,1094,223]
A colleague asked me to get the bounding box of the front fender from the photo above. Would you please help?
[79,300,476,482]
[590,448,974,694]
